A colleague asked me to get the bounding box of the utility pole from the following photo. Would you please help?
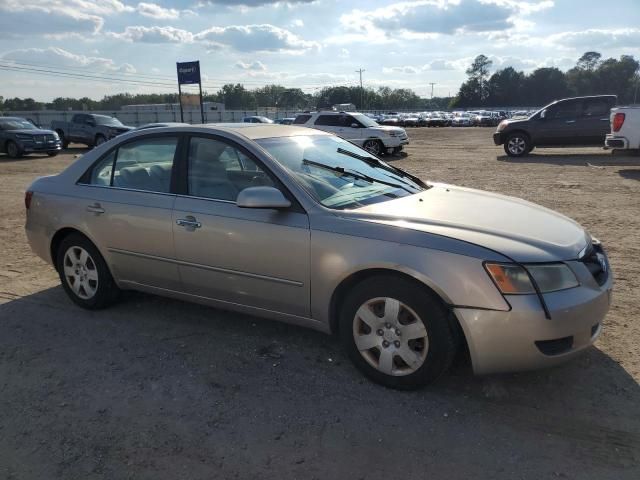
[428,82,436,99]
[356,68,365,110]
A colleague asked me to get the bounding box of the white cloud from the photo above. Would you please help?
[547,28,640,50]
[235,60,267,71]
[137,2,180,20]
[1,47,136,73]
[340,0,554,39]
[383,66,420,74]
[195,24,320,53]
[290,19,304,28]
[338,48,350,59]
[108,25,194,43]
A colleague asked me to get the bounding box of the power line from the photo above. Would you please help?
[0,58,354,90]
[428,82,436,99]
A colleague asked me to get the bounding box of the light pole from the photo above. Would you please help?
[356,68,366,110]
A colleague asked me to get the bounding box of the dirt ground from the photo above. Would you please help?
[1,128,639,479]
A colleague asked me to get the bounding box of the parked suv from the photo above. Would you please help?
[0,116,62,158]
[52,114,133,148]
[294,111,409,155]
[494,95,616,157]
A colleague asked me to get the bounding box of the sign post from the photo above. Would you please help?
[176,61,204,124]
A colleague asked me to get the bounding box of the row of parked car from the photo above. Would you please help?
[2,96,638,159]
[370,110,521,128]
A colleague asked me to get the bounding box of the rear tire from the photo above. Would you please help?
[6,141,22,158]
[56,233,120,310]
[504,133,531,157]
[338,275,457,390]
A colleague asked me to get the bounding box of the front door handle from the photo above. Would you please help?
[565,120,576,124]
[86,203,105,214]
[176,216,201,230]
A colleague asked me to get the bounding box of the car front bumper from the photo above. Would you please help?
[492,132,504,145]
[454,256,612,375]
[383,136,409,148]
[20,140,62,153]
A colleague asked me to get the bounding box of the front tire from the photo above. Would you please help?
[94,134,106,147]
[56,233,120,309]
[338,275,457,390]
[504,133,531,157]
[363,139,384,157]
[56,130,69,149]
[47,151,59,157]
[6,141,22,158]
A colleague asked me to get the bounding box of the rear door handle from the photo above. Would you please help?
[86,203,105,214]
[176,216,201,230]
[565,120,576,124]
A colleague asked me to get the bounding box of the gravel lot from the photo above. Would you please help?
[1,128,639,479]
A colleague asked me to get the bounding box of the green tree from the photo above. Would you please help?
[487,67,525,106]
[523,67,570,105]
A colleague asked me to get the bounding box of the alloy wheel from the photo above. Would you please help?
[363,140,381,155]
[352,297,429,377]
[507,136,527,155]
[63,246,99,299]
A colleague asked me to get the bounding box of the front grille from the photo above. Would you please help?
[45,134,55,142]
[34,135,45,142]
[579,242,608,286]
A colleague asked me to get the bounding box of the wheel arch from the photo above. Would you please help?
[505,129,532,143]
[50,227,105,271]
[328,268,466,350]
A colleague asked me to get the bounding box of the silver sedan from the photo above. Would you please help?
[25,124,612,389]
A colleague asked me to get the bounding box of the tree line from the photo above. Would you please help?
[453,52,639,108]
[1,51,637,112]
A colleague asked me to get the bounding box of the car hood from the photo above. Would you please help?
[371,125,405,134]
[9,128,56,135]
[347,183,590,262]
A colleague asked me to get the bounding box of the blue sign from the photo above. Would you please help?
[177,61,201,85]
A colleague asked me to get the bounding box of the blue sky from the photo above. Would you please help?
[1,0,639,101]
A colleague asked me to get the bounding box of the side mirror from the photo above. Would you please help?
[86,120,95,126]
[236,186,291,209]
[539,110,547,120]
[351,123,360,128]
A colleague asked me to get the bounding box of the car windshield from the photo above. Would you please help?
[353,114,379,128]
[256,135,426,209]
[94,115,124,126]
[0,119,36,130]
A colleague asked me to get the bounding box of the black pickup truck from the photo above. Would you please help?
[493,95,616,157]
[52,113,133,148]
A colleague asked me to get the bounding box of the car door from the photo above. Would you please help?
[69,114,85,143]
[533,99,583,145]
[337,114,364,144]
[171,135,311,317]
[313,114,341,135]
[78,134,181,290]
[579,97,614,145]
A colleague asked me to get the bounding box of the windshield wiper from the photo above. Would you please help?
[303,159,413,193]
[336,148,428,188]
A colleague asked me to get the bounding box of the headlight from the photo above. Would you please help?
[52,131,60,139]
[485,262,579,294]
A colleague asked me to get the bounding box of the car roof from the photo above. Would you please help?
[182,123,331,140]
[0,116,26,121]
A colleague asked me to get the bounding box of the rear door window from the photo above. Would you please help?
[293,115,311,124]
[582,98,610,117]
[549,100,582,119]
[87,136,178,193]
[314,115,340,126]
